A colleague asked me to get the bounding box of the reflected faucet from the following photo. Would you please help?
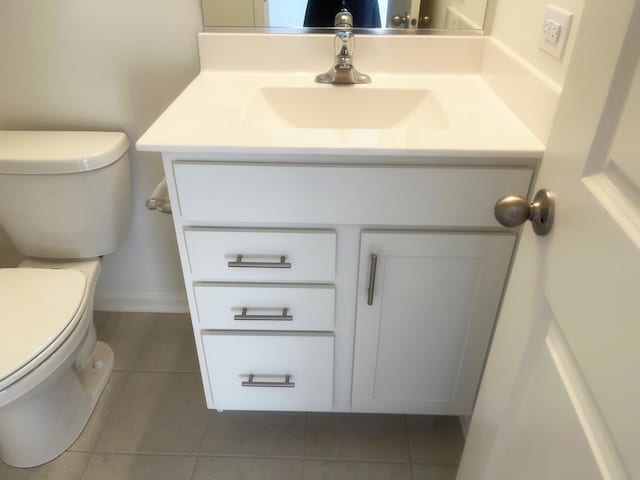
[315,9,372,85]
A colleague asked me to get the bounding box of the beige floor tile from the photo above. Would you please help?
[304,460,412,480]
[81,454,195,480]
[0,452,90,480]
[95,372,207,454]
[134,313,198,372]
[305,413,410,461]
[412,464,458,480]
[70,371,129,452]
[192,457,303,480]
[200,411,306,457]
[406,416,464,464]
[94,312,155,371]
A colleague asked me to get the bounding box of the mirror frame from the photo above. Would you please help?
[202,26,485,35]
[200,0,490,34]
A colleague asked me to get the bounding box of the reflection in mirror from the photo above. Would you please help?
[201,0,488,31]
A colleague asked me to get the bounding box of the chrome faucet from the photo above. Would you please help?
[315,9,371,85]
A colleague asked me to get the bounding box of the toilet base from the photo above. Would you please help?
[0,342,114,468]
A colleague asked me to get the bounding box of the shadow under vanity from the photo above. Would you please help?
[137,33,543,415]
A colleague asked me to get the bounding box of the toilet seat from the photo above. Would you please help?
[0,268,88,391]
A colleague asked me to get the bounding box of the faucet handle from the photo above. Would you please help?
[334,8,353,28]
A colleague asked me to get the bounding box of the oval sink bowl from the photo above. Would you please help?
[242,87,449,130]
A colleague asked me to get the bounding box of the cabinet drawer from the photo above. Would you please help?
[174,162,533,227]
[202,333,334,411]
[194,283,335,331]
[184,229,336,282]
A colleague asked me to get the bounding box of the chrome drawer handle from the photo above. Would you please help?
[241,374,295,388]
[234,308,293,322]
[367,253,378,306]
[228,255,292,269]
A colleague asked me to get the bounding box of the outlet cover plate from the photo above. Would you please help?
[540,4,573,59]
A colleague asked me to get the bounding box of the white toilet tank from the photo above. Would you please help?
[0,131,132,259]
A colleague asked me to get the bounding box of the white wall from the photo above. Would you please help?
[0,0,203,310]
[487,0,585,84]
[0,0,583,313]
[431,0,487,29]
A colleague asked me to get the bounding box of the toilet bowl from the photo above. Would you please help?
[0,131,131,467]
[0,259,113,467]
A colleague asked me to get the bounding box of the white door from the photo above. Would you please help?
[386,0,420,28]
[201,0,266,26]
[459,0,640,479]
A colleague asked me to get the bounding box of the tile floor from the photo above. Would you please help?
[0,312,464,480]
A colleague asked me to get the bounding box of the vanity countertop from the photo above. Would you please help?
[137,35,548,159]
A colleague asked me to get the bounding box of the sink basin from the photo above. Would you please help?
[241,87,449,130]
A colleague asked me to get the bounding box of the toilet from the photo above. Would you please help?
[0,131,131,468]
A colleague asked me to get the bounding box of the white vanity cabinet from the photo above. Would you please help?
[164,158,535,415]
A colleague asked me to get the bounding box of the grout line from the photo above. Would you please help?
[195,452,416,463]
[187,455,199,480]
[404,415,416,480]
[302,411,309,479]
[195,410,211,456]
[404,414,414,462]
[89,450,202,457]
[77,451,94,480]
[132,368,201,373]
[129,312,160,371]
[76,450,460,463]
[87,369,132,454]
[303,412,309,457]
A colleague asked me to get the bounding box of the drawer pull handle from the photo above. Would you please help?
[234,308,293,322]
[367,253,378,306]
[241,374,295,388]
[228,255,292,269]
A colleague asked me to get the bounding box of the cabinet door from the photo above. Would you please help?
[351,231,515,415]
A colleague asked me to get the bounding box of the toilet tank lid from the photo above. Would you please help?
[0,131,129,174]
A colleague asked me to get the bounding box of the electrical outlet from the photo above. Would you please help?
[539,5,573,59]
[543,19,562,44]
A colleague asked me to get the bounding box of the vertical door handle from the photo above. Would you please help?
[367,253,378,306]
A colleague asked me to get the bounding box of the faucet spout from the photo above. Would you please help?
[315,10,371,85]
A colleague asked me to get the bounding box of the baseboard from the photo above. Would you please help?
[94,292,189,313]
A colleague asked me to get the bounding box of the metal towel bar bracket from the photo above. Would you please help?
[145,178,172,214]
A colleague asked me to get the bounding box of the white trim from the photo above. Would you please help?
[583,171,640,250]
[546,322,629,480]
[94,292,189,313]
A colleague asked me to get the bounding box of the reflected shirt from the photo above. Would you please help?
[303,0,382,28]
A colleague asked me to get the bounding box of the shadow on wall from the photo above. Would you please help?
[0,225,21,268]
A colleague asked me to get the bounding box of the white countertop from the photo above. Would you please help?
[137,34,547,159]
[137,71,544,158]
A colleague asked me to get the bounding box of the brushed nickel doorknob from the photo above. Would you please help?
[391,13,410,27]
[494,189,555,236]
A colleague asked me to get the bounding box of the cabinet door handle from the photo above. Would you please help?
[228,255,292,269]
[367,253,378,306]
[241,374,295,388]
[234,308,293,322]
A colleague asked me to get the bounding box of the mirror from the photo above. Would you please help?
[202,0,488,31]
